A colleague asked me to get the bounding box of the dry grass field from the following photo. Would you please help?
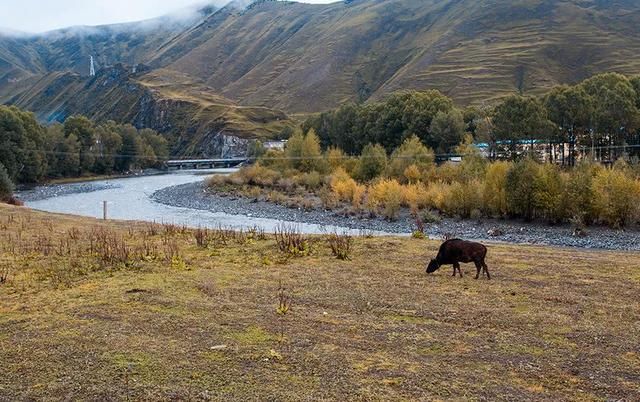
[0,204,639,400]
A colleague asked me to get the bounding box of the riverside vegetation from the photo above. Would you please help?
[209,132,640,230]
[209,72,640,231]
[1,204,639,399]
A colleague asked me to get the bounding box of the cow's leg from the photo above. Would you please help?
[474,261,482,280]
[454,262,462,278]
[482,262,491,280]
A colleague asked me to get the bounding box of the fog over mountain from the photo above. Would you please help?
[0,0,334,33]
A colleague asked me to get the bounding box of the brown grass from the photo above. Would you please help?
[0,204,639,400]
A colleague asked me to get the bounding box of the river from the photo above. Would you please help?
[20,170,365,234]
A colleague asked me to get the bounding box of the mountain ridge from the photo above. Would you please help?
[2,0,640,155]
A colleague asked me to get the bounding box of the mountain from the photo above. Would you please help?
[2,0,640,155]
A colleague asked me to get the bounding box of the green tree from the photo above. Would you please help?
[492,95,550,159]
[430,109,466,153]
[580,73,640,160]
[0,105,47,183]
[116,125,142,171]
[388,135,435,180]
[64,115,96,173]
[356,143,387,181]
[93,125,123,174]
[544,85,594,165]
[140,128,169,167]
[0,162,14,201]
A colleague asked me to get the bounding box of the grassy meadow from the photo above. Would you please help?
[0,204,639,400]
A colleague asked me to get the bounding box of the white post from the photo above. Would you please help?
[103,201,108,220]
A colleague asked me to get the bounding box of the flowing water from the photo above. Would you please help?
[21,170,366,234]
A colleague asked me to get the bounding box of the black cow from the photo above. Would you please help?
[426,239,491,280]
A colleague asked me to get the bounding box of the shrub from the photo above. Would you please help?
[0,163,14,202]
[239,164,281,187]
[423,181,453,212]
[299,171,323,190]
[351,182,366,210]
[327,232,353,260]
[401,184,423,213]
[533,164,567,223]
[388,135,435,180]
[565,161,600,224]
[285,129,326,173]
[318,187,339,210]
[357,143,388,181]
[326,147,347,171]
[421,209,442,223]
[591,168,640,228]
[207,174,227,188]
[274,223,309,256]
[370,179,404,220]
[276,177,296,193]
[403,164,422,184]
[435,162,463,184]
[330,168,358,202]
[506,158,541,221]
[456,133,488,181]
[482,161,510,218]
[444,180,483,218]
[259,149,288,171]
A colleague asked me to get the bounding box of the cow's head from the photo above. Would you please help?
[426,259,440,274]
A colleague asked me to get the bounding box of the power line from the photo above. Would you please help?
[9,142,640,163]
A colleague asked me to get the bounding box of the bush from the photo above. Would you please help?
[533,163,567,223]
[388,135,435,181]
[401,184,426,213]
[326,147,347,172]
[444,180,483,218]
[565,161,600,224]
[285,129,326,173]
[0,163,14,202]
[591,168,640,228]
[238,164,281,187]
[370,179,404,220]
[505,158,541,221]
[483,161,510,217]
[403,164,422,184]
[330,168,358,202]
[434,162,463,184]
[456,133,488,181]
[423,181,454,212]
[357,143,387,181]
[327,232,353,260]
[259,149,288,171]
[298,171,323,190]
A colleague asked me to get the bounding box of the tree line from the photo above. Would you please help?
[0,105,169,195]
[303,73,640,164]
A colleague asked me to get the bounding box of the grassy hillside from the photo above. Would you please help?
[1,65,294,157]
[3,0,640,115]
[161,0,640,111]
[0,204,639,399]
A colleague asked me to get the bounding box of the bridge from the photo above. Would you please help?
[166,158,248,170]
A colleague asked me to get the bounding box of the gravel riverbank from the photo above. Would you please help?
[152,181,640,251]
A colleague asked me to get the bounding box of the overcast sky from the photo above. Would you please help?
[0,0,334,33]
